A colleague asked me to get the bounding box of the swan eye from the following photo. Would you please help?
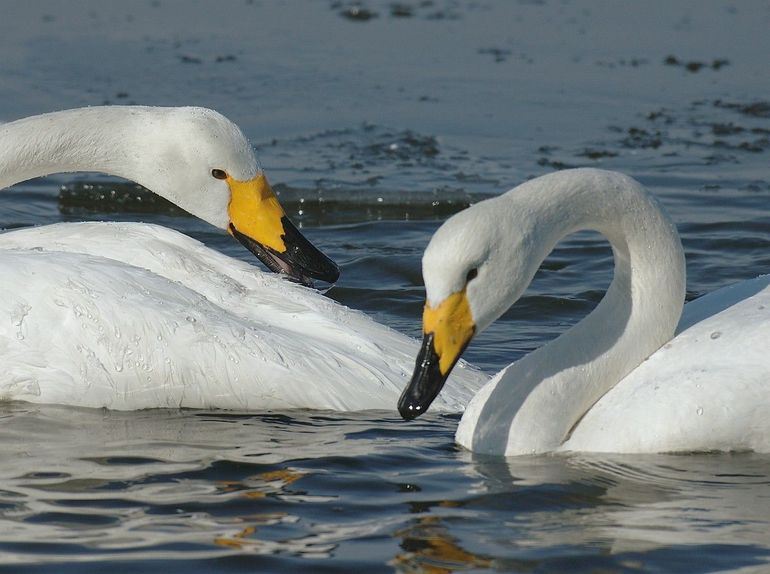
[465,268,479,283]
[211,168,228,180]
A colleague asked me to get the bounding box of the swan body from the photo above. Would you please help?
[0,222,484,410]
[399,168,770,454]
[562,274,770,453]
[1,106,486,410]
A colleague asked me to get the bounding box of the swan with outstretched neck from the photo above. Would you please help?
[398,168,770,454]
[0,106,486,410]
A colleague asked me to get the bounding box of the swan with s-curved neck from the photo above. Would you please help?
[399,168,770,455]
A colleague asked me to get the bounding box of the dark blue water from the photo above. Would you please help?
[1,1,770,571]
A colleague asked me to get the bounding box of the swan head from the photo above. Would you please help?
[398,195,536,420]
[121,106,339,286]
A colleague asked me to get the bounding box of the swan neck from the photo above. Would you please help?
[459,169,686,455]
[0,107,148,190]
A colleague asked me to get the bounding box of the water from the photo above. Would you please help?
[1,0,769,571]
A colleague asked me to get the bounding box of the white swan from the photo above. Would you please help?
[398,168,770,454]
[0,106,487,410]
[1,106,339,286]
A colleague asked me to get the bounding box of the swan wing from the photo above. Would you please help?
[564,276,770,453]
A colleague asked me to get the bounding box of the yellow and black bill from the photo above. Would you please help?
[227,174,340,287]
[398,290,476,420]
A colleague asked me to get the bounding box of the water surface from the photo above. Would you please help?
[1,1,769,571]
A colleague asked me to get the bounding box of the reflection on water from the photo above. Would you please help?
[437,453,770,572]
[2,405,769,571]
[393,516,492,573]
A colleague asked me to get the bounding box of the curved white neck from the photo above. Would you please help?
[457,170,686,455]
[0,107,158,190]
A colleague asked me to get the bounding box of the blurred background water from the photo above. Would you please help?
[1,1,769,571]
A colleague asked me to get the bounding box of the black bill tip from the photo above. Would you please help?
[398,333,448,420]
[230,218,340,288]
[278,216,340,284]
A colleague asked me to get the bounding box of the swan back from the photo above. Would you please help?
[0,222,485,411]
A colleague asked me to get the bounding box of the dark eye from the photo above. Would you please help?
[211,168,228,180]
[466,268,479,283]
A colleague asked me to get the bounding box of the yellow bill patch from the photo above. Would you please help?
[423,289,476,375]
[227,174,287,253]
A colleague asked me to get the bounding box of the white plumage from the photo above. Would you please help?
[0,107,487,410]
[402,168,770,454]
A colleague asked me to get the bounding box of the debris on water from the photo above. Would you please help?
[478,47,511,63]
[390,3,413,18]
[577,149,618,160]
[332,0,463,21]
[537,157,574,170]
[334,1,378,21]
[711,123,745,136]
[595,57,649,68]
[368,131,439,160]
[528,96,768,173]
[177,54,203,64]
[663,55,730,72]
[714,100,770,119]
[744,181,770,192]
[620,127,663,149]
